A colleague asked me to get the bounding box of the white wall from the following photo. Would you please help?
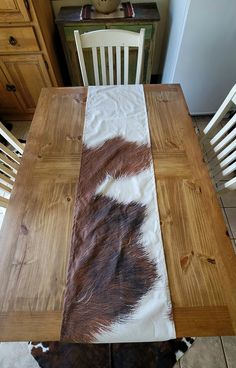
[162,0,190,82]
[162,0,236,114]
[52,0,169,74]
[174,0,236,114]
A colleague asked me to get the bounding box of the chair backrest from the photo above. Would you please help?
[74,28,145,86]
[201,84,236,192]
[0,121,24,208]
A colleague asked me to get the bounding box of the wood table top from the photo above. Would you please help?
[0,84,236,341]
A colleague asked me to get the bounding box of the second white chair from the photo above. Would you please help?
[74,28,145,86]
[201,84,236,192]
[0,121,24,213]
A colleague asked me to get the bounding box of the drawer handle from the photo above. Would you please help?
[6,84,16,92]
[8,36,17,46]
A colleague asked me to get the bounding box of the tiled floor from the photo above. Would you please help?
[1,117,236,367]
[10,120,31,141]
[175,337,236,368]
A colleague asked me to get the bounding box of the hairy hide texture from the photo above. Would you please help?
[62,195,158,342]
[78,136,152,201]
[29,342,109,368]
[61,137,159,342]
[29,338,195,368]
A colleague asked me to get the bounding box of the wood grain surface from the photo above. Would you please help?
[0,84,236,341]
[144,84,236,337]
[0,87,86,341]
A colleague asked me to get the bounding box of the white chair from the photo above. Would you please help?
[0,122,24,226]
[74,28,145,86]
[201,84,236,192]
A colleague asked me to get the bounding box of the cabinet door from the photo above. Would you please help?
[0,0,30,23]
[0,66,22,115]
[0,54,52,114]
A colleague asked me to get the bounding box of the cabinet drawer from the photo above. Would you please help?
[0,27,39,53]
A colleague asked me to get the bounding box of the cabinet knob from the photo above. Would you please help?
[6,84,16,92]
[8,36,17,46]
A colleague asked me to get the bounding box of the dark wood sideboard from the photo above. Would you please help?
[56,3,160,85]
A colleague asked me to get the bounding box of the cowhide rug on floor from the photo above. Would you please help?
[0,338,195,368]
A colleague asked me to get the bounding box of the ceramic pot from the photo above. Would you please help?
[92,0,120,14]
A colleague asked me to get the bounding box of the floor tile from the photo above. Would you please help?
[224,208,236,238]
[0,342,39,368]
[193,117,214,137]
[221,336,236,368]
[179,337,227,368]
[10,121,31,140]
[173,362,180,368]
[193,115,212,125]
[220,190,236,207]
[195,121,208,136]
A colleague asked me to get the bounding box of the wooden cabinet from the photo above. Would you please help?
[0,26,40,53]
[0,67,22,115]
[0,0,30,23]
[0,0,63,120]
[56,3,160,86]
[0,54,52,114]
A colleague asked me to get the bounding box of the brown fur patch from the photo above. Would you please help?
[30,342,109,368]
[29,339,195,368]
[62,195,158,342]
[78,136,152,201]
[61,137,158,342]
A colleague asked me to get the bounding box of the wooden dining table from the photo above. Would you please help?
[0,84,236,341]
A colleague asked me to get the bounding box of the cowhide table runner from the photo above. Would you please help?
[61,85,176,343]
